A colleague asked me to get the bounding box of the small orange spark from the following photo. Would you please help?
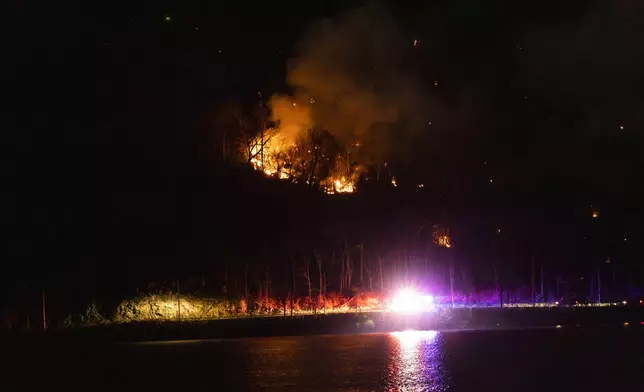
[436,235,451,248]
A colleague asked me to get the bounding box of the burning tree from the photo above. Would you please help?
[320,141,362,194]
[236,103,272,167]
[248,130,291,179]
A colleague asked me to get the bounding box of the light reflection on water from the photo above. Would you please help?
[387,330,449,391]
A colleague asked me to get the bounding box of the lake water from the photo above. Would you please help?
[6,328,644,391]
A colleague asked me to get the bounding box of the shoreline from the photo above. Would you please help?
[6,306,644,345]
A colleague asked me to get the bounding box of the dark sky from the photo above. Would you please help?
[8,0,643,190]
[4,0,644,295]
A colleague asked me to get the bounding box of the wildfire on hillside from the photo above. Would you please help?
[229,3,431,196]
[245,121,359,194]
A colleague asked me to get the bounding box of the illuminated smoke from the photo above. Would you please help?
[268,95,312,144]
[266,3,429,180]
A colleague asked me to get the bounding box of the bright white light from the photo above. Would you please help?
[389,288,435,313]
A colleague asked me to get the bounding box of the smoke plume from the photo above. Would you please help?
[269,3,429,165]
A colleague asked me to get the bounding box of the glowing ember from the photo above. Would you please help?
[433,227,452,248]
[391,176,398,187]
[436,235,451,248]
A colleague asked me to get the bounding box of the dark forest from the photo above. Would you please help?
[3,0,644,327]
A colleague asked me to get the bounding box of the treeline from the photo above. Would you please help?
[204,100,399,192]
[5,98,644,331]
[3,223,641,331]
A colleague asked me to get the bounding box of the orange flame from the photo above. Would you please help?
[324,176,355,194]
[247,133,357,194]
[245,97,359,194]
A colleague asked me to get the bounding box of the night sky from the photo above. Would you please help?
[4,0,644,305]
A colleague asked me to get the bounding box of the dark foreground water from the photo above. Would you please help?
[5,328,644,391]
